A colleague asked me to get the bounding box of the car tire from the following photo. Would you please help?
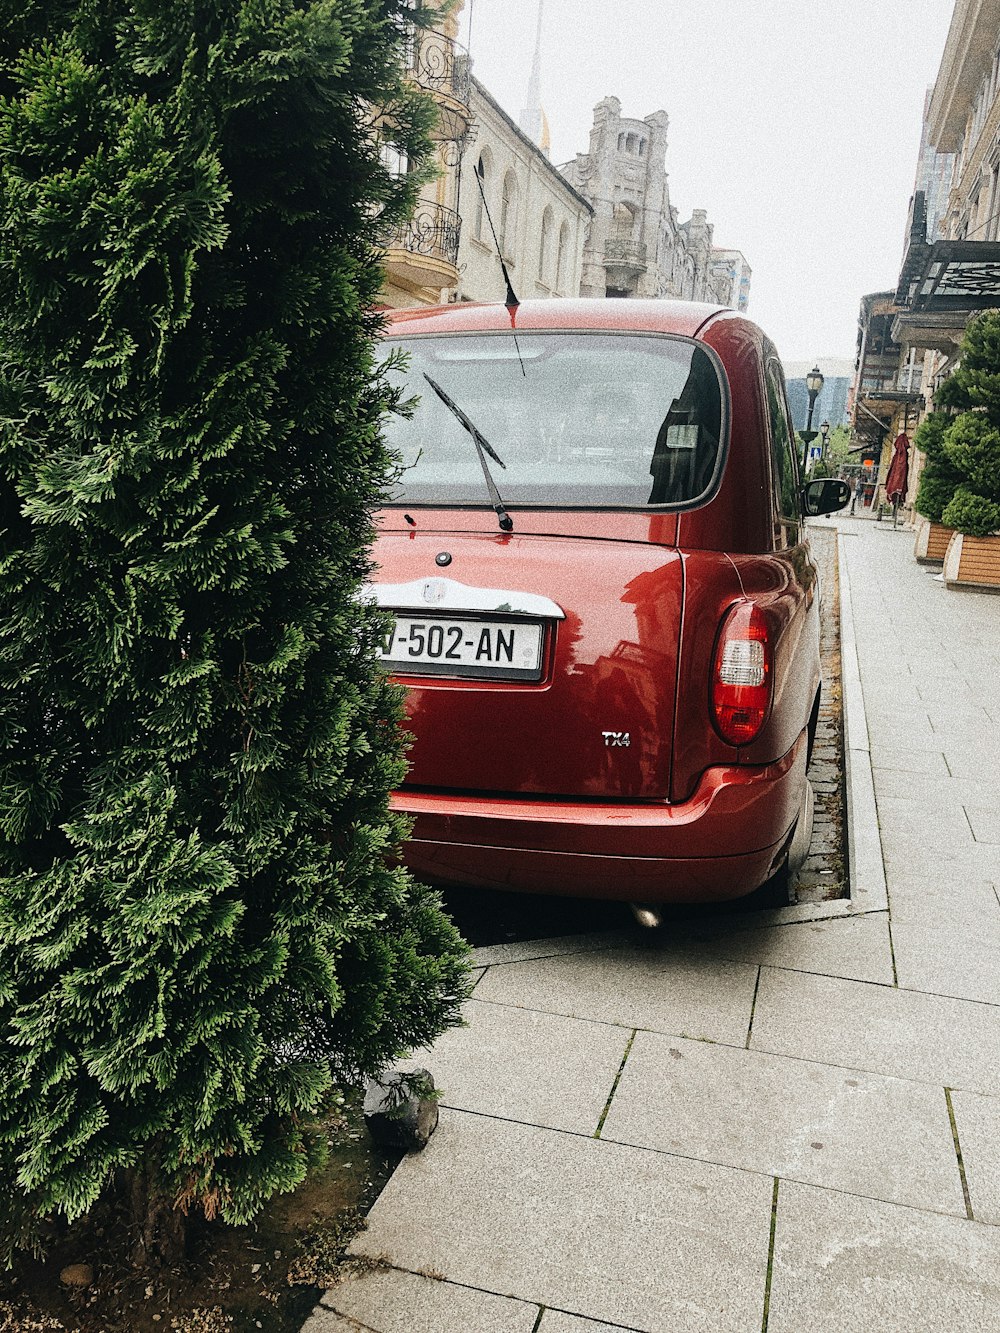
[751,777,815,910]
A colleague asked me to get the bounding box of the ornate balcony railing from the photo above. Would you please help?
[604,238,648,269]
[407,31,471,108]
[382,200,461,270]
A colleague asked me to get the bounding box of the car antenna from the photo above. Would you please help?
[472,164,526,377]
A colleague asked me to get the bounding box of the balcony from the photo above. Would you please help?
[604,238,648,275]
[858,372,923,405]
[406,30,471,141]
[382,200,461,294]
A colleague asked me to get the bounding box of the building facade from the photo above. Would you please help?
[873,0,1000,513]
[380,2,471,309]
[457,79,591,303]
[558,98,741,307]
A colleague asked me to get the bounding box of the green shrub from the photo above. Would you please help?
[915,467,962,523]
[913,411,950,461]
[941,488,1000,537]
[0,0,468,1264]
[943,412,1000,500]
[937,311,1000,416]
[919,313,1000,531]
[913,411,963,522]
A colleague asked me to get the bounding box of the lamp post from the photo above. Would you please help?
[819,420,830,466]
[800,365,824,476]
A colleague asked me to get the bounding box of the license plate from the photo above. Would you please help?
[379,615,545,680]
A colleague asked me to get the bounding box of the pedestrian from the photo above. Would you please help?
[850,475,864,515]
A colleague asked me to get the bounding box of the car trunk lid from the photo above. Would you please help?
[369,525,683,801]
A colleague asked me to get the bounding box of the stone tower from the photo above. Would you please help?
[560,99,722,302]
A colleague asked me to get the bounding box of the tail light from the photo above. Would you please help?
[712,602,773,746]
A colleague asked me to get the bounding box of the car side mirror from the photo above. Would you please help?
[802,478,851,517]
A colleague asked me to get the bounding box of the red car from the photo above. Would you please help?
[368,299,848,923]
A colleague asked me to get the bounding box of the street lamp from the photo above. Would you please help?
[800,365,825,475]
[819,420,830,459]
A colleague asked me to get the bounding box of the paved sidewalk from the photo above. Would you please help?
[305,516,1000,1333]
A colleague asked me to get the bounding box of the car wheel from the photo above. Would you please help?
[751,777,815,910]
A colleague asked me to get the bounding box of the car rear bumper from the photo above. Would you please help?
[392,733,808,902]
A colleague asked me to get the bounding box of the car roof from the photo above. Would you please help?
[385,297,734,340]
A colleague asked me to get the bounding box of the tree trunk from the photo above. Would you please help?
[127,1157,187,1269]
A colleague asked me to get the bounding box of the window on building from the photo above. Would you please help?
[626,133,637,154]
[380,139,408,179]
[556,221,570,292]
[499,171,518,257]
[638,138,646,157]
[617,133,625,151]
[539,207,555,284]
[474,151,491,241]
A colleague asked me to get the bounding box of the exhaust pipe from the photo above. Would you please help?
[630,903,664,930]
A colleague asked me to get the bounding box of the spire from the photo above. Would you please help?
[519,0,547,155]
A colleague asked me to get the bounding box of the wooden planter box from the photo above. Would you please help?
[943,531,1000,592]
[914,518,955,564]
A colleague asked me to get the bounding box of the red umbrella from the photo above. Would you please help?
[885,433,910,503]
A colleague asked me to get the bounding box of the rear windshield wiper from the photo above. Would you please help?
[422,373,514,533]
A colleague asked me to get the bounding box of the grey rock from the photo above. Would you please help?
[364,1067,439,1152]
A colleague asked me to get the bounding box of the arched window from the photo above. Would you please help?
[638,138,646,157]
[556,221,570,292]
[539,207,555,283]
[474,150,492,241]
[499,170,518,257]
[626,133,637,154]
[617,133,625,151]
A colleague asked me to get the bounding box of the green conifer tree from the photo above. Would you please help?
[0,0,467,1264]
[930,311,1000,536]
[913,411,963,523]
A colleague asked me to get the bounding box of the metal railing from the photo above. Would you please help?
[382,200,461,268]
[407,31,471,107]
[604,238,648,268]
[860,373,922,397]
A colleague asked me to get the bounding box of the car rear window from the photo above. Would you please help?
[381,331,728,510]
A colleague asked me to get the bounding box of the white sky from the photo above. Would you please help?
[461,0,956,362]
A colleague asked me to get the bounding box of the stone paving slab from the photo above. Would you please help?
[750,967,1000,1094]
[882,839,1000,882]
[680,914,894,985]
[600,1033,964,1214]
[866,727,951,756]
[872,767,999,807]
[865,708,935,735]
[869,749,951,776]
[471,947,759,1045]
[936,746,1000,780]
[538,1315,637,1332]
[422,998,629,1135]
[767,1181,1000,1333]
[925,703,995,729]
[890,880,1000,1005]
[875,796,976,848]
[950,1090,1000,1225]
[915,679,984,702]
[472,931,632,968]
[350,1111,772,1333]
[966,807,1000,843]
[304,1267,540,1333]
